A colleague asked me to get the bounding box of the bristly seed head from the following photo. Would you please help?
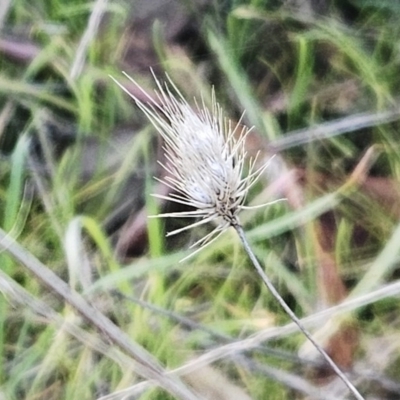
[111,71,275,259]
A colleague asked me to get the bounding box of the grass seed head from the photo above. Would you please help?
[111,72,271,257]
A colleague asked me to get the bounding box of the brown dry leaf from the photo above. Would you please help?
[313,225,347,306]
[299,147,384,376]
[310,222,360,373]
[361,177,400,219]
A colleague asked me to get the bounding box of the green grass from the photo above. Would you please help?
[1,0,400,399]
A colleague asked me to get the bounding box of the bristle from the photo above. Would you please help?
[112,73,274,258]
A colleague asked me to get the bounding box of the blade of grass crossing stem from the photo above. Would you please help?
[248,191,340,241]
[84,252,185,295]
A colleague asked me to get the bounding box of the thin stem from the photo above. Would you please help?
[234,224,364,400]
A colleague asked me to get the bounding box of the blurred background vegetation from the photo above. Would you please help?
[1,0,400,399]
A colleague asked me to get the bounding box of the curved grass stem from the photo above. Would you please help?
[234,224,364,400]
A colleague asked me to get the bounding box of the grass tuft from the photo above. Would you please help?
[1,1,400,399]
